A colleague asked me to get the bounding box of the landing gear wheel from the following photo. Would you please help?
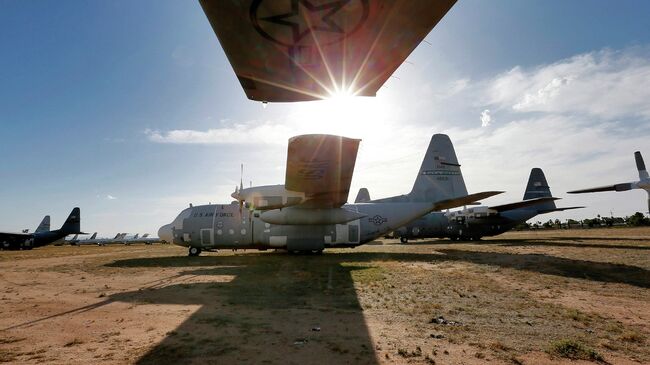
[400,237,408,244]
[311,249,324,255]
[188,247,202,256]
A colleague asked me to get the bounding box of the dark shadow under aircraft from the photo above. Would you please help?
[0,208,83,250]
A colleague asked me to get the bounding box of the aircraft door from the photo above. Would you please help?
[348,222,360,244]
[200,229,213,247]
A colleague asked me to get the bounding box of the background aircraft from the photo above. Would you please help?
[198,0,457,102]
[0,208,83,250]
[389,168,582,242]
[158,134,500,256]
[569,151,650,215]
[356,135,582,242]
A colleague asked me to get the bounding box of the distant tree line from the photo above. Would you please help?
[514,212,650,230]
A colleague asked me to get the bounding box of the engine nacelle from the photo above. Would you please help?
[260,207,366,225]
[233,184,306,210]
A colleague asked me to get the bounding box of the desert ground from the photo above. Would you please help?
[1,227,648,364]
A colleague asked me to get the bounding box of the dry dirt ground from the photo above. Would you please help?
[1,227,649,364]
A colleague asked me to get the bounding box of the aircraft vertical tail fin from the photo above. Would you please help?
[355,188,371,203]
[90,232,97,239]
[636,151,649,180]
[142,233,150,238]
[133,234,139,239]
[35,215,50,233]
[60,207,82,234]
[523,168,557,212]
[407,134,468,202]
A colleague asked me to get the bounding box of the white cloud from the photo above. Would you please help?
[106,195,117,200]
[487,48,650,120]
[480,109,492,127]
[144,122,293,145]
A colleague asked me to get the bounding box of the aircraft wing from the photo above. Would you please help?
[0,232,31,241]
[567,182,634,194]
[432,191,504,211]
[199,0,457,102]
[537,206,584,214]
[285,134,361,208]
[489,197,560,213]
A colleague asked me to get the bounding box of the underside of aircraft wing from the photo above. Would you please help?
[567,182,634,194]
[537,206,585,214]
[489,197,560,213]
[432,191,504,211]
[199,0,457,102]
[285,134,361,208]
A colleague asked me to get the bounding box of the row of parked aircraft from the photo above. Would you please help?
[156,131,648,256]
[0,209,162,250]
[64,233,160,246]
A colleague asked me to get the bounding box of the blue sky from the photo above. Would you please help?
[1,0,650,235]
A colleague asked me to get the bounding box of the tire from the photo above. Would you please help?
[400,237,408,244]
[188,247,202,256]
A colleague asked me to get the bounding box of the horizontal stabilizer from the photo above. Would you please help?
[537,206,584,214]
[490,197,559,213]
[432,191,503,211]
[568,182,634,194]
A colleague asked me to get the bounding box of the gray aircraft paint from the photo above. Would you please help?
[160,201,439,252]
[159,134,500,254]
[569,151,650,214]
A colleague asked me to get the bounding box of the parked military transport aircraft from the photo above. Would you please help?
[569,151,650,214]
[198,0,457,102]
[379,168,583,242]
[158,134,501,256]
[0,208,83,250]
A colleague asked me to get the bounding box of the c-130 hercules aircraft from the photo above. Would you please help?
[158,134,501,256]
[356,135,583,242]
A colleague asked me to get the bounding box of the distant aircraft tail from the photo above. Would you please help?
[355,188,371,203]
[407,134,469,202]
[636,151,649,180]
[142,233,149,238]
[133,233,139,239]
[522,168,557,212]
[60,207,82,234]
[35,215,50,233]
[89,232,97,239]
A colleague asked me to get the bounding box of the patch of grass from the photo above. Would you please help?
[347,265,386,284]
[548,339,604,362]
[619,330,645,343]
[565,308,591,324]
[197,314,233,327]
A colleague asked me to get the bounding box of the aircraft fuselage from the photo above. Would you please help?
[159,201,435,253]
[396,209,539,241]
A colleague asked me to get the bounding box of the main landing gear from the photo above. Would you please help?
[188,247,202,257]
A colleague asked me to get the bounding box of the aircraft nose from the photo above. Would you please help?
[157,224,172,243]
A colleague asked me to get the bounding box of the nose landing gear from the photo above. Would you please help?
[188,247,202,257]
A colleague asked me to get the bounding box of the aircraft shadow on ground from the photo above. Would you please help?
[99,249,650,363]
[106,253,383,365]
[402,237,650,251]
